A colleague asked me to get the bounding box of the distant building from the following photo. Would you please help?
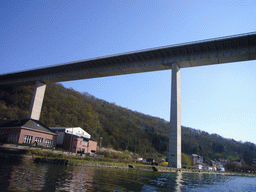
[219,167,225,172]
[0,119,57,147]
[196,164,203,170]
[50,127,97,154]
[211,159,226,171]
[191,154,204,165]
[203,166,213,171]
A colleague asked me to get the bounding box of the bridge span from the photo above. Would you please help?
[1,32,256,86]
[1,32,256,168]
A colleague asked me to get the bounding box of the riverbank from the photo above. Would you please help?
[33,157,256,177]
[1,145,255,177]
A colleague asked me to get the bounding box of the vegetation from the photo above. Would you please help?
[182,153,193,166]
[28,149,63,158]
[1,83,256,165]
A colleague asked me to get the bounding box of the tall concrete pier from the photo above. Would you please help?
[28,81,46,120]
[168,63,181,168]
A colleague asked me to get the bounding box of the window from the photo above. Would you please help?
[35,137,43,143]
[24,135,33,144]
[8,134,18,142]
[45,139,53,147]
[82,141,88,147]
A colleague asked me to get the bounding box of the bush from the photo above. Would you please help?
[96,150,131,160]
[182,153,193,166]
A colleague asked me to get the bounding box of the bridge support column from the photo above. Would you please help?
[28,81,46,120]
[168,63,182,168]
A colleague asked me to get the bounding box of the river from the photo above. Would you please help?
[0,158,255,192]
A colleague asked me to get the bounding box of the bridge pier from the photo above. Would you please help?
[28,81,46,120]
[168,63,182,168]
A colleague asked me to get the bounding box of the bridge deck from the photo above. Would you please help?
[0,32,256,85]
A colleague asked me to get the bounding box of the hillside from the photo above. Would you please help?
[0,83,255,163]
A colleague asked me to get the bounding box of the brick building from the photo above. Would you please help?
[0,119,57,147]
[50,127,97,154]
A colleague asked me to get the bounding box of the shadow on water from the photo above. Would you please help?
[0,147,63,192]
[0,150,98,192]
[0,147,29,192]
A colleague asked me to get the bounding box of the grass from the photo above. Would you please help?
[27,149,64,158]
[18,148,135,164]
[4,147,254,175]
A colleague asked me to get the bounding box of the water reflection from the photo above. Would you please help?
[8,163,47,191]
[55,166,95,191]
[175,172,183,191]
[1,160,181,192]
[0,159,255,192]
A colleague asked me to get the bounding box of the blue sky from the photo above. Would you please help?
[1,1,256,144]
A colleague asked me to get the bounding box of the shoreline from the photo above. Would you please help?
[1,146,255,177]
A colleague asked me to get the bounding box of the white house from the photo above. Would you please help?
[219,167,225,172]
[50,127,90,145]
[203,166,213,171]
[49,127,97,154]
[196,164,203,170]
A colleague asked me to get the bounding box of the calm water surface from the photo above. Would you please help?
[0,158,255,192]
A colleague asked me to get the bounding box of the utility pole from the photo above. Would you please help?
[100,137,103,148]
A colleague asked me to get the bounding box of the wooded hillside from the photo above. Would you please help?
[1,83,255,163]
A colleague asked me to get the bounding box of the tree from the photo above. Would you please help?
[243,150,253,166]
[182,153,192,166]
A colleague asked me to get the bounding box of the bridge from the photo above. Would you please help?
[1,32,256,168]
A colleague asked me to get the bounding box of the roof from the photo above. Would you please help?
[0,118,57,135]
[50,127,83,130]
[192,154,203,158]
[0,119,12,126]
[50,127,91,138]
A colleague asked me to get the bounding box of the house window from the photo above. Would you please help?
[82,141,88,147]
[35,137,44,143]
[24,135,33,144]
[45,139,53,147]
[8,134,19,142]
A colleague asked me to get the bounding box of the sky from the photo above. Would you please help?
[1,1,256,144]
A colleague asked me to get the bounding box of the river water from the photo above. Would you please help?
[0,158,255,192]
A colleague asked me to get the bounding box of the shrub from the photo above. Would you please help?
[182,153,193,166]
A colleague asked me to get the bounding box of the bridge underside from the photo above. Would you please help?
[0,32,255,86]
[1,32,256,168]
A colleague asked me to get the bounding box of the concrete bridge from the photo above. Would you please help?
[1,32,256,168]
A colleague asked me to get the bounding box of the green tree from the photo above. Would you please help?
[182,153,192,166]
